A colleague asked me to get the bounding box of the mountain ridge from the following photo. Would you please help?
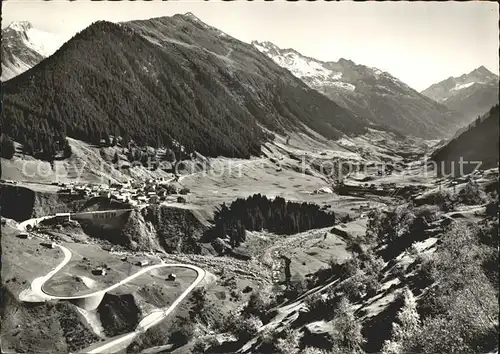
[252,40,465,139]
[421,66,499,124]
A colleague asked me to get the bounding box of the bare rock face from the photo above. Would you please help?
[119,204,208,254]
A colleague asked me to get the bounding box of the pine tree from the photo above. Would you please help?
[63,139,72,158]
[381,287,421,354]
[103,131,111,146]
[0,134,15,159]
[330,297,365,353]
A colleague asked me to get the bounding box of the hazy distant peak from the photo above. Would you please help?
[421,66,499,123]
[471,65,494,75]
[467,65,497,81]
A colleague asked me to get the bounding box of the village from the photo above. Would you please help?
[54,176,190,207]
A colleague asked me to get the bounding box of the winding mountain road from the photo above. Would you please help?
[17,213,206,353]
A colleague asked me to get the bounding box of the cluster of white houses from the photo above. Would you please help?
[56,178,187,206]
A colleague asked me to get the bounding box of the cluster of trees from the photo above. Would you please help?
[207,194,335,247]
[2,18,366,161]
[0,129,71,161]
[0,133,15,159]
[378,219,499,354]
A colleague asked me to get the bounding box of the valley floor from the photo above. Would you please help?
[1,132,498,354]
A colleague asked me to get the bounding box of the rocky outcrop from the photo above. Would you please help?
[0,184,86,221]
[119,204,209,254]
[97,293,141,337]
[142,205,208,254]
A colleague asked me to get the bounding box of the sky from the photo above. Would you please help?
[2,0,499,91]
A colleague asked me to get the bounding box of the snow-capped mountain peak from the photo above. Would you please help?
[251,40,282,55]
[2,21,68,81]
[252,40,350,91]
[6,21,33,33]
[252,40,463,139]
[422,66,498,101]
[421,66,499,123]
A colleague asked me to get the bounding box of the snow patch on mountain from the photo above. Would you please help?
[331,81,356,91]
[451,81,475,91]
[253,40,344,89]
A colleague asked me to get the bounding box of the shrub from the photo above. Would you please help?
[409,316,476,354]
[338,275,363,302]
[169,319,195,347]
[243,291,271,320]
[459,180,486,205]
[361,251,385,277]
[258,327,301,354]
[275,329,301,354]
[163,184,178,194]
[365,209,386,241]
[366,205,416,243]
[211,237,232,255]
[340,257,361,279]
[415,223,499,353]
[304,292,326,314]
[258,326,282,351]
[430,189,456,212]
[224,312,262,342]
[363,274,380,298]
[189,288,207,321]
[412,253,435,288]
[286,275,308,299]
[414,205,440,223]
[192,336,219,354]
[329,297,365,353]
[179,187,190,195]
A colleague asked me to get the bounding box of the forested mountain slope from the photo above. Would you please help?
[432,104,499,176]
[1,14,369,159]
